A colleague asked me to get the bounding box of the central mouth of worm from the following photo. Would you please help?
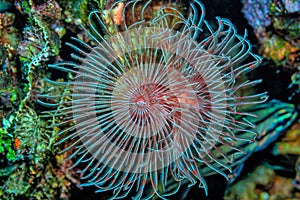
[128,83,180,128]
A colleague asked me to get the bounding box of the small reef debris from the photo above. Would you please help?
[225,164,298,200]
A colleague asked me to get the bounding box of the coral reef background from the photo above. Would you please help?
[0,0,299,200]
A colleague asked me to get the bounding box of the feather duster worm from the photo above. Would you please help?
[39,0,268,199]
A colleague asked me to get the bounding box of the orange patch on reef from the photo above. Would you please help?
[113,2,125,26]
[14,137,20,149]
